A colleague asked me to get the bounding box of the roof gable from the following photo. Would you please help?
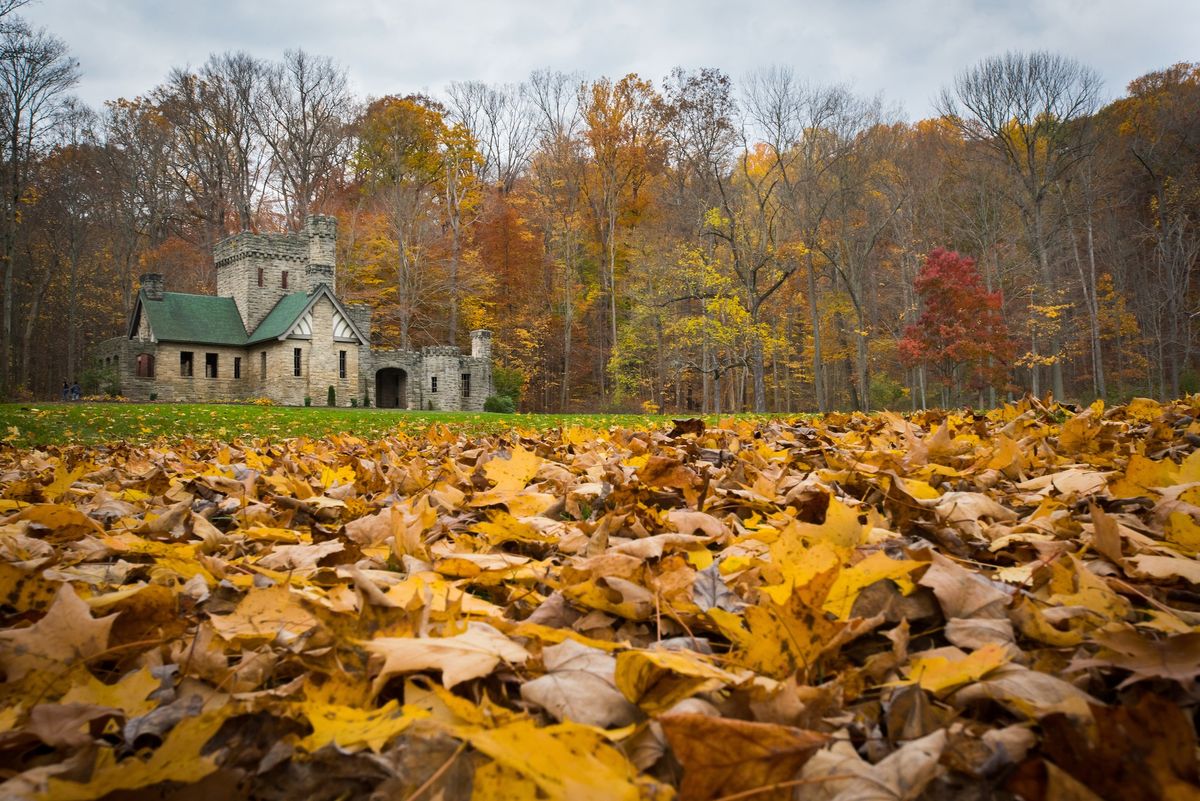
[132,291,247,346]
[246,285,367,346]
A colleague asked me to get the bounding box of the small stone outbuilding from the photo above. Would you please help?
[91,215,494,409]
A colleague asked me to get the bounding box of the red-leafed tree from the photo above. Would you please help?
[900,248,1013,404]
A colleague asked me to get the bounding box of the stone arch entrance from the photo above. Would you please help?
[376,368,408,409]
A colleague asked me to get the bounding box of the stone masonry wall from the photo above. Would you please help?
[460,356,492,412]
[254,299,361,406]
[140,343,255,403]
[418,346,461,411]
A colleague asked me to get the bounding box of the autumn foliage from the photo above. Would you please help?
[900,248,1014,398]
[1,398,1200,798]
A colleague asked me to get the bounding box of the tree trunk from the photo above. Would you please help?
[806,251,826,413]
[750,332,766,412]
[1032,205,1065,399]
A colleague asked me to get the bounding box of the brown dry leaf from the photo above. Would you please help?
[1040,694,1200,801]
[0,584,117,681]
[660,712,829,801]
[1,399,1199,799]
[949,663,1099,721]
[800,728,948,801]
[363,622,529,691]
[208,584,320,646]
[1070,629,1200,687]
[917,552,1010,619]
[1123,553,1200,584]
[519,639,638,728]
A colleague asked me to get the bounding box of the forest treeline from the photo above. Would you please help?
[0,6,1197,411]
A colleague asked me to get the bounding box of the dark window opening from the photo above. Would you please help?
[260,351,267,378]
[338,350,347,379]
[180,351,193,377]
[136,353,155,378]
[461,373,470,397]
[257,267,264,287]
[431,376,438,393]
[281,270,289,289]
[293,347,302,376]
[205,353,218,378]
[234,357,241,379]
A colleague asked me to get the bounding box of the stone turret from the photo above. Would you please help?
[304,214,337,292]
[140,273,164,301]
[470,329,493,359]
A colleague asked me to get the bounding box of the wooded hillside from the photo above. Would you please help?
[0,11,1196,411]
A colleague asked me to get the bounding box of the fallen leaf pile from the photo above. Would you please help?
[2,396,1200,800]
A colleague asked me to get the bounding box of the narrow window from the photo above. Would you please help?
[205,353,219,378]
[281,270,289,289]
[338,350,347,379]
[260,351,267,378]
[257,267,264,287]
[136,353,155,378]
[431,376,438,393]
[461,373,470,397]
[293,347,302,376]
[180,351,193,377]
[233,356,241,379]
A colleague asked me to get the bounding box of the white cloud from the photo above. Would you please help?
[21,0,1200,117]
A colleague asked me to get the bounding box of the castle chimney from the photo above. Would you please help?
[140,273,164,301]
[470,329,492,359]
[304,214,337,293]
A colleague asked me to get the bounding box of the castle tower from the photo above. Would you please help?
[304,214,337,293]
[214,229,306,333]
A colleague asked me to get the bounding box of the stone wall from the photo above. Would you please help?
[252,298,361,406]
[418,346,462,411]
[146,343,257,403]
[460,356,492,412]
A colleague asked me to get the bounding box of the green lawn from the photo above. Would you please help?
[0,402,694,446]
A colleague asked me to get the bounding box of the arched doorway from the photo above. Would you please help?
[376,368,408,408]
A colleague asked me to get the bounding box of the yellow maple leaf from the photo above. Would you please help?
[614,649,740,713]
[297,700,429,753]
[43,710,228,800]
[823,551,923,619]
[462,719,643,801]
[906,643,1010,695]
[483,445,543,492]
[59,667,160,718]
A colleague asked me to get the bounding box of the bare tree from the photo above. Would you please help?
[745,69,873,411]
[258,50,353,229]
[155,52,269,261]
[937,51,1103,399]
[100,96,179,317]
[0,17,77,395]
[446,80,535,193]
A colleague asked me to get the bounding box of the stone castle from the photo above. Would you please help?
[92,215,494,409]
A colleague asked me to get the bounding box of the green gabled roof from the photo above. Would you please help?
[138,291,247,346]
[246,292,311,345]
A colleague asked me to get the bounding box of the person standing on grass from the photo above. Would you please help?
[61,381,69,401]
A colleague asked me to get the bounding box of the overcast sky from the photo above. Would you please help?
[22,0,1200,119]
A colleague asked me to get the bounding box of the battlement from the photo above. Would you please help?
[213,232,308,267]
[421,345,462,357]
